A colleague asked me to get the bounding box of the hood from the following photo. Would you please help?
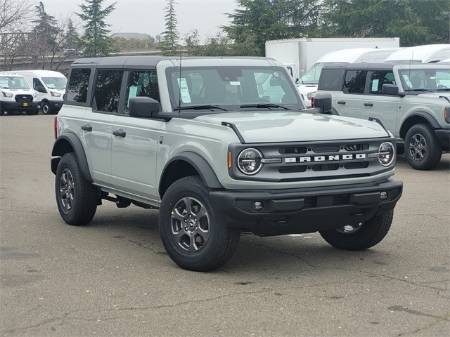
[417,92,450,103]
[195,111,389,143]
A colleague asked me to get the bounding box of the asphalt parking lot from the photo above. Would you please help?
[0,115,449,337]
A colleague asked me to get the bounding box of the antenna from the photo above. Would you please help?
[178,48,182,113]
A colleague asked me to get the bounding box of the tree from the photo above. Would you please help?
[77,0,116,57]
[224,0,322,56]
[31,1,61,69]
[161,0,178,55]
[322,0,450,46]
[64,18,80,51]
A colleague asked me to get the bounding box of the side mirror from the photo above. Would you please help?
[129,97,161,118]
[381,84,401,96]
[312,92,332,114]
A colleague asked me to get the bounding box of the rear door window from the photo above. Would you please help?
[318,68,344,91]
[66,68,91,104]
[343,70,367,94]
[93,69,124,113]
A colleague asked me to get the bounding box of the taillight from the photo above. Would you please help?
[54,116,58,139]
[445,107,450,123]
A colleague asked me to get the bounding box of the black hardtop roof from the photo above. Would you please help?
[71,55,273,68]
[322,62,395,71]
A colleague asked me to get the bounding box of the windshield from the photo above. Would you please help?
[300,63,324,85]
[0,76,30,90]
[399,68,450,92]
[42,77,67,90]
[167,66,303,111]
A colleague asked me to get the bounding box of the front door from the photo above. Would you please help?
[110,70,163,200]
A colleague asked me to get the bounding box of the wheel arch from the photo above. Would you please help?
[399,111,440,139]
[159,152,222,198]
[51,133,92,182]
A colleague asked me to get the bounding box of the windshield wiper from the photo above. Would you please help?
[239,103,291,110]
[175,105,228,112]
[405,89,433,92]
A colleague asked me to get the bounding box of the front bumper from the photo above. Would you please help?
[1,101,38,112]
[210,179,403,236]
[435,129,450,151]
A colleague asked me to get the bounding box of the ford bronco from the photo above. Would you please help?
[51,56,403,271]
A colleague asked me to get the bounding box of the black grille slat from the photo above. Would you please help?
[15,95,33,103]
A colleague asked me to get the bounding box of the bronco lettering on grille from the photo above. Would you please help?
[285,153,367,163]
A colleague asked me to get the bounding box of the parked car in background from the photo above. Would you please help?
[14,70,67,114]
[317,63,450,170]
[0,73,38,116]
[50,56,402,271]
[385,44,450,64]
[299,48,399,106]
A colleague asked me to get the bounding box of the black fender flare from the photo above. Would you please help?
[51,132,92,182]
[401,111,441,130]
[159,152,223,194]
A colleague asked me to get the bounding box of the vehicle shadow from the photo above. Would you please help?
[396,154,450,171]
[86,206,394,275]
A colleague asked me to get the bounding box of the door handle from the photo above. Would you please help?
[81,124,92,132]
[112,129,126,138]
[337,101,346,105]
[364,103,374,107]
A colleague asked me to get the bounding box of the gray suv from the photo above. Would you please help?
[318,63,450,169]
[51,56,402,271]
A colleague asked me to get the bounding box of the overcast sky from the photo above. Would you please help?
[41,0,237,40]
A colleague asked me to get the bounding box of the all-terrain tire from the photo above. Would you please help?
[405,124,441,170]
[159,176,240,272]
[320,209,394,251]
[55,153,98,226]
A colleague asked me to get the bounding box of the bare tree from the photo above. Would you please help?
[0,0,31,70]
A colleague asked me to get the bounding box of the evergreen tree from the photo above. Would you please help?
[77,0,116,57]
[64,19,80,50]
[161,0,179,55]
[32,1,60,68]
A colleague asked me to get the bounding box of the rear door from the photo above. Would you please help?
[110,69,163,200]
[337,69,368,118]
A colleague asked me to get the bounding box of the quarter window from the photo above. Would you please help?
[318,69,345,91]
[67,68,91,104]
[125,70,160,111]
[94,69,123,113]
[368,71,396,94]
[343,70,367,94]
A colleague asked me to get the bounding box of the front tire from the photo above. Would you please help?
[405,124,441,170]
[55,153,98,226]
[41,101,51,114]
[159,176,240,271]
[320,210,393,251]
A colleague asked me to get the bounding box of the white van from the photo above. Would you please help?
[14,70,67,114]
[385,44,450,64]
[0,73,38,115]
[298,48,399,106]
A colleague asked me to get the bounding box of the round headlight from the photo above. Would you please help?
[378,142,395,167]
[237,148,263,175]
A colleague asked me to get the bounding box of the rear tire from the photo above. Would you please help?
[159,176,240,271]
[405,124,441,170]
[320,210,393,251]
[55,153,98,226]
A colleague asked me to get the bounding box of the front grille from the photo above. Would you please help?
[229,138,393,182]
[15,95,33,104]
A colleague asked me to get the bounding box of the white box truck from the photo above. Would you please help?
[265,38,400,82]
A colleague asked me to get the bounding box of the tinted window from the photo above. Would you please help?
[368,71,395,94]
[125,70,160,111]
[343,70,367,94]
[33,78,47,93]
[94,69,123,113]
[67,68,91,103]
[318,68,344,91]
